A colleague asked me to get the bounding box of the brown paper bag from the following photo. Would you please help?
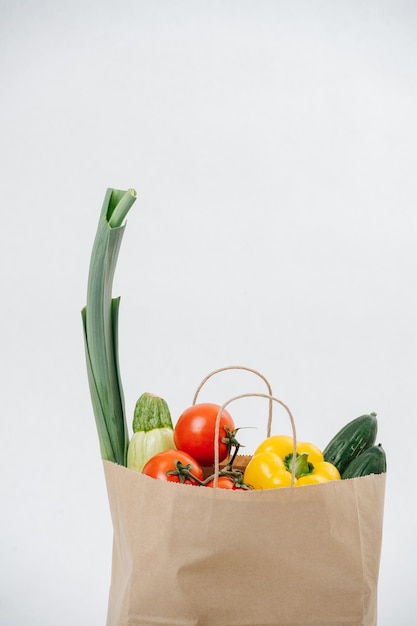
[103,459,385,626]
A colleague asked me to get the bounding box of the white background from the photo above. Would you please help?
[1,1,416,624]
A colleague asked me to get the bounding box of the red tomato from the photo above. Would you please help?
[174,403,236,467]
[205,476,239,489]
[142,450,204,485]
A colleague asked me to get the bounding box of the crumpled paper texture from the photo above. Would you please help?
[103,460,385,626]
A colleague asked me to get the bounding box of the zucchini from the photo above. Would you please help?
[323,413,378,473]
[341,444,387,479]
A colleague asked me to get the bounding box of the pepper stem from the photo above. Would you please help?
[285,452,314,478]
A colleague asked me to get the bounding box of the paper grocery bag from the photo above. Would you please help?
[103,460,385,626]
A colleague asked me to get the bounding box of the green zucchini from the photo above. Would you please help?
[341,444,387,479]
[323,413,378,473]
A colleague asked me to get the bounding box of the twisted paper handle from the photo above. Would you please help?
[192,365,274,438]
[213,393,297,489]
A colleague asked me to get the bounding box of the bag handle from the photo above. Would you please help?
[213,393,297,488]
[192,365,274,437]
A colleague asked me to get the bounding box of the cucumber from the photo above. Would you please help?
[323,413,378,473]
[341,444,387,479]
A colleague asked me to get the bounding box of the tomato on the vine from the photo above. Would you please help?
[205,476,240,490]
[142,449,204,485]
[174,403,237,467]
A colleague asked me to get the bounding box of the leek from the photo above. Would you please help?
[82,187,137,465]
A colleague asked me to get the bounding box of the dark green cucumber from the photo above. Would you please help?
[323,413,378,473]
[341,444,387,479]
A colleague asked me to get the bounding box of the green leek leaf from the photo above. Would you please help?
[82,187,137,465]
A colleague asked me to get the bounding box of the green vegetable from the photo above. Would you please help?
[341,444,387,479]
[82,187,137,465]
[127,393,176,473]
[323,413,378,474]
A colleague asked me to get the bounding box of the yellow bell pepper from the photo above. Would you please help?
[243,451,293,490]
[244,435,340,490]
